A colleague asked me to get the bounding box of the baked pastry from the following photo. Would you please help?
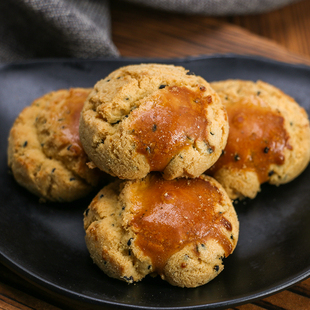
[207,80,310,200]
[8,88,101,202]
[84,173,239,288]
[79,64,229,180]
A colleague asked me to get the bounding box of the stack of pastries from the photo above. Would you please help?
[7,64,310,288]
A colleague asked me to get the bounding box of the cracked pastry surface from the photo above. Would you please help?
[83,173,239,288]
[7,88,101,202]
[207,79,310,200]
[79,64,229,180]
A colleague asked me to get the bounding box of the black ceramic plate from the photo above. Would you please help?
[0,55,310,310]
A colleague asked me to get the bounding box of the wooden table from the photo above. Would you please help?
[1,0,310,309]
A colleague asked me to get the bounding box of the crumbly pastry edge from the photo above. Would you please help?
[210,79,310,200]
[83,175,239,288]
[79,63,229,180]
[7,89,99,202]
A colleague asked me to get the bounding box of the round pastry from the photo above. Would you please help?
[79,64,229,180]
[8,88,102,202]
[207,79,310,200]
[84,173,239,288]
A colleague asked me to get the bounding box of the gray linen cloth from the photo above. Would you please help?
[0,0,300,63]
[125,0,300,15]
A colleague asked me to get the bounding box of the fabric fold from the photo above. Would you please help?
[0,0,119,62]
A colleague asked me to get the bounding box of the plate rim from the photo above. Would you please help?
[1,52,310,71]
[1,249,309,310]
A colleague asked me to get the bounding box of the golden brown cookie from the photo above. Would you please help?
[79,64,229,180]
[207,80,310,200]
[8,88,102,202]
[84,173,239,288]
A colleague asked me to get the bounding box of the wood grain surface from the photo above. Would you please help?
[1,0,310,309]
[111,0,310,65]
